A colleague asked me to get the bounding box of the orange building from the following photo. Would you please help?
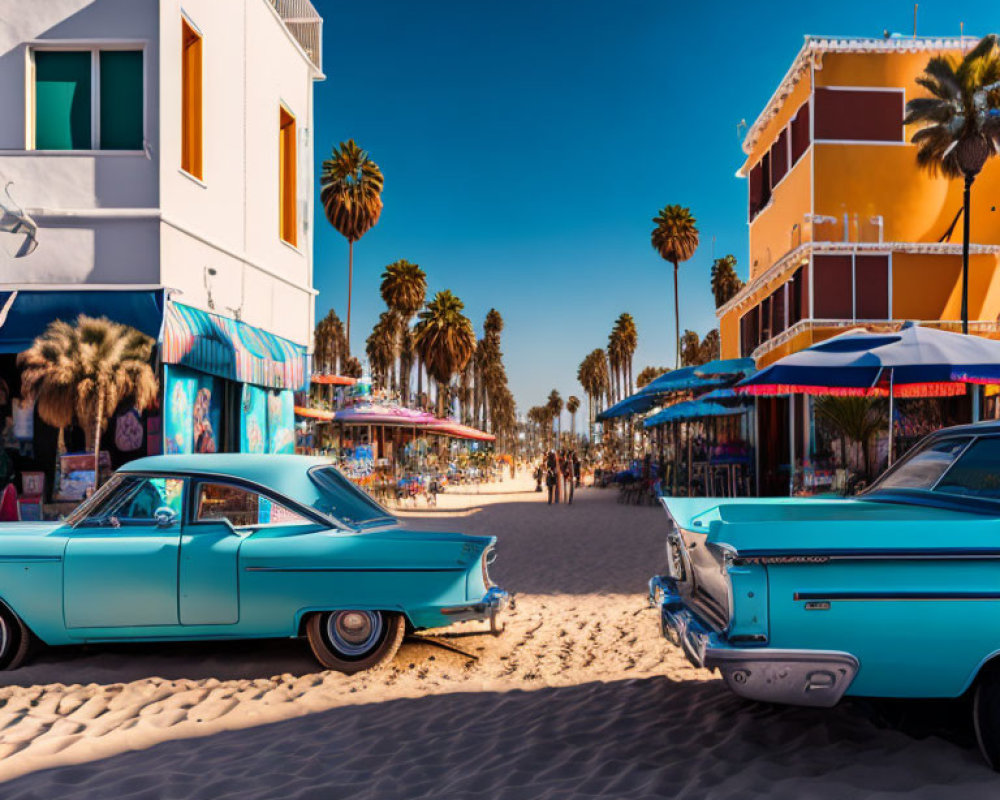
[719,36,1000,492]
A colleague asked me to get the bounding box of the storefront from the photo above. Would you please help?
[0,288,308,512]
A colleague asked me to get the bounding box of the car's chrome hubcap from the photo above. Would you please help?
[327,610,382,656]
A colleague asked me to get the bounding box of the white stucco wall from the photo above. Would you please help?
[0,0,160,282]
[0,0,318,347]
[158,0,317,346]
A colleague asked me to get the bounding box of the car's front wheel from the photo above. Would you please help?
[306,610,404,673]
[0,602,31,670]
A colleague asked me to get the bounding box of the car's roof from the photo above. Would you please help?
[119,454,337,504]
[926,420,1000,438]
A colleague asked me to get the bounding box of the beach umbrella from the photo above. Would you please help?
[735,322,1000,463]
[693,358,756,380]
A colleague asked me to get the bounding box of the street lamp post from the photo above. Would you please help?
[956,134,990,335]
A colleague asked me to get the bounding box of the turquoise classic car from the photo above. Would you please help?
[0,454,508,673]
[649,421,1000,768]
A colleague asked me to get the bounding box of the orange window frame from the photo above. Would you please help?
[181,19,203,179]
[279,106,297,246]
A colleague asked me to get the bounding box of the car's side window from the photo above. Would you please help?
[81,476,184,528]
[195,482,313,528]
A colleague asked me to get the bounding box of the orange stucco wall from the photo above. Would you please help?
[748,153,812,278]
[814,144,1000,245]
[892,252,1000,321]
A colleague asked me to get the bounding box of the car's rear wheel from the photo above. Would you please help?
[306,610,404,673]
[0,602,31,671]
[974,666,1000,769]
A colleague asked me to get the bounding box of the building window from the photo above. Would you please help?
[33,49,143,151]
[279,106,297,246]
[814,88,903,142]
[181,18,203,179]
[790,101,809,165]
[813,255,853,319]
[855,255,889,319]
[770,128,789,187]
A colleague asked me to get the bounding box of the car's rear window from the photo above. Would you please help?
[933,437,1000,500]
[876,437,972,491]
[308,466,394,528]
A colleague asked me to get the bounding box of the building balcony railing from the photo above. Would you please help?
[269,0,323,71]
[751,318,1000,364]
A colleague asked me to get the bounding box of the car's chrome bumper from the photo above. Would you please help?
[649,575,858,708]
[441,586,510,626]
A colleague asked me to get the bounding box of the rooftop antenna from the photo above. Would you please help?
[913,4,917,38]
[736,119,747,142]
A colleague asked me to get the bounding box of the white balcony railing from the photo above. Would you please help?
[269,0,323,72]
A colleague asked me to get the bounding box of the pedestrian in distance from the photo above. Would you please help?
[562,450,575,505]
[545,450,559,505]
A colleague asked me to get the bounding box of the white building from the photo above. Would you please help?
[0,0,324,490]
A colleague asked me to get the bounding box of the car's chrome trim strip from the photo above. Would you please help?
[736,548,1000,563]
[0,555,62,562]
[794,590,1000,602]
[244,566,465,573]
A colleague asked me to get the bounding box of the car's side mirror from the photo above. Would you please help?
[154,507,178,528]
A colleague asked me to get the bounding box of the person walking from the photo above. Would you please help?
[562,450,575,505]
[574,451,582,488]
[546,449,560,505]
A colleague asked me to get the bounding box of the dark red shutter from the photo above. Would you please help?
[814,88,903,142]
[855,255,889,319]
[813,255,853,319]
[771,128,788,186]
[749,163,762,220]
[790,101,810,164]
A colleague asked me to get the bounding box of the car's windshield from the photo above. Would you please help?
[869,434,1000,502]
[308,466,394,528]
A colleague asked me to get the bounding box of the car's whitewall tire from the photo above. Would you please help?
[306,610,404,674]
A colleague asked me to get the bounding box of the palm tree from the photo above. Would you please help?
[365,311,399,390]
[313,308,348,375]
[320,139,384,351]
[636,366,668,388]
[380,259,426,401]
[566,395,580,442]
[577,348,610,441]
[814,396,887,481]
[413,290,476,417]
[547,389,563,446]
[607,327,622,405]
[18,316,158,489]
[710,254,744,308]
[905,35,1000,334]
[614,313,637,396]
[651,205,699,367]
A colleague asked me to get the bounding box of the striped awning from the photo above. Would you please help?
[162,302,309,391]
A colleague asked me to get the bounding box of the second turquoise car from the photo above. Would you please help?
[0,454,508,674]
[650,422,1000,769]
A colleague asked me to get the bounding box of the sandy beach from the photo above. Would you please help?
[0,477,997,798]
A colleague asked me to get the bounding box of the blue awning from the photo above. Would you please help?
[595,392,662,421]
[637,366,730,396]
[644,397,750,427]
[0,289,166,354]
[162,301,309,391]
[693,358,756,379]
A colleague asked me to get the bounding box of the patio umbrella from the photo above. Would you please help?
[735,322,1000,463]
[643,397,748,428]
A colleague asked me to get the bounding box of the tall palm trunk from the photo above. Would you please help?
[346,240,355,353]
[672,259,680,369]
[93,384,105,489]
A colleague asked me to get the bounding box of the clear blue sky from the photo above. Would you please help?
[309,0,995,429]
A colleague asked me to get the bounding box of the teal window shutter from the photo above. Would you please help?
[99,50,143,150]
[34,51,92,150]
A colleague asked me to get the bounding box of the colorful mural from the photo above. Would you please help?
[164,365,221,455]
